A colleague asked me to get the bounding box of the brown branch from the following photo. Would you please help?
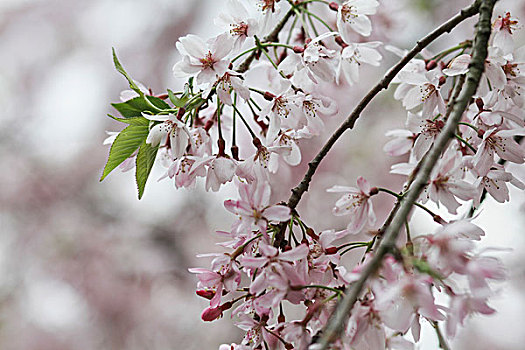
[285,0,482,212]
[312,0,496,347]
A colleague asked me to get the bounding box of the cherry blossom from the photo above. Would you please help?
[224,180,291,235]
[421,151,478,214]
[190,155,238,191]
[338,41,383,85]
[216,71,251,105]
[472,127,525,176]
[279,32,338,87]
[173,33,234,85]
[327,176,377,233]
[492,12,519,56]
[395,69,446,117]
[215,0,261,50]
[144,113,192,160]
[337,0,379,40]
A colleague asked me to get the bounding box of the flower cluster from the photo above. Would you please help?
[102,1,523,349]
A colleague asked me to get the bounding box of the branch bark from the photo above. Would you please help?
[312,1,497,347]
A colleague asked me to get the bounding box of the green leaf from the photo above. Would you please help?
[112,48,143,96]
[111,96,170,118]
[100,124,149,181]
[168,89,186,107]
[107,114,150,126]
[135,141,159,199]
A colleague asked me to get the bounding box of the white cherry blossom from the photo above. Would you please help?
[337,0,379,40]
[338,41,382,85]
[144,113,192,160]
[173,33,234,86]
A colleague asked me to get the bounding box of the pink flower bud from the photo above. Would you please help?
[196,289,216,300]
[329,2,339,11]
[476,97,484,111]
[264,91,276,100]
[325,247,338,255]
[293,45,305,54]
[201,306,222,322]
[426,60,438,70]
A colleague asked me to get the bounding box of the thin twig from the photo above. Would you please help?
[312,1,496,347]
[433,321,451,350]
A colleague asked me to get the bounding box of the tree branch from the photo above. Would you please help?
[312,0,496,347]
[285,0,482,212]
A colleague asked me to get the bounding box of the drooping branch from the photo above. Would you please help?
[312,1,497,347]
[286,0,482,212]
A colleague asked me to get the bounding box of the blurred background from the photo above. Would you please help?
[0,0,524,349]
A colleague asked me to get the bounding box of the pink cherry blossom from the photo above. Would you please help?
[279,32,338,87]
[190,155,237,192]
[224,180,291,235]
[472,127,525,176]
[383,129,416,157]
[421,151,478,214]
[327,176,377,233]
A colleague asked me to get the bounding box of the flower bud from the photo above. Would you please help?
[369,187,379,196]
[475,97,484,111]
[335,36,348,48]
[306,228,319,241]
[426,60,438,70]
[220,301,233,311]
[433,215,446,225]
[329,2,339,11]
[325,247,338,255]
[264,91,276,101]
[196,289,215,300]
[293,45,305,54]
[201,306,222,322]
[231,145,239,160]
[176,107,186,120]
